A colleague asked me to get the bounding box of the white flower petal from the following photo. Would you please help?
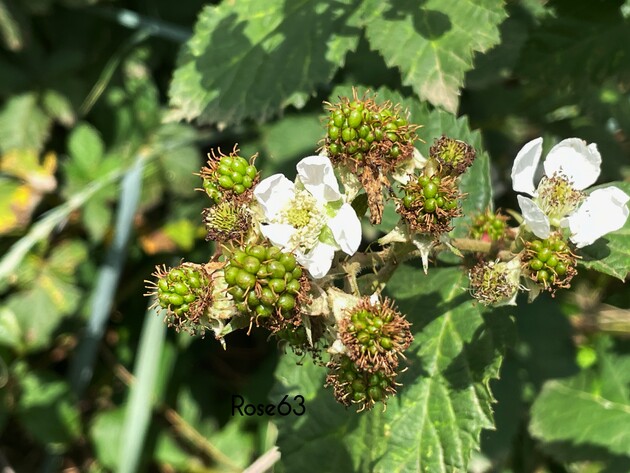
[296,155,341,203]
[566,186,630,248]
[392,148,427,185]
[517,195,551,239]
[544,138,601,190]
[260,223,297,250]
[328,203,362,255]
[295,242,337,279]
[511,137,543,196]
[253,174,294,219]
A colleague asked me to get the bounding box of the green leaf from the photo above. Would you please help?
[90,407,124,470]
[0,240,87,352]
[16,368,81,450]
[68,123,105,173]
[530,374,630,458]
[580,182,630,281]
[357,0,507,112]
[256,113,324,175]
[42,89,75,127]
[83,197,113,244]
[118,305,166,473]
[274,266,513,473]
[168,0,360,125]
[0,93,52,153]
[63,125,122,242]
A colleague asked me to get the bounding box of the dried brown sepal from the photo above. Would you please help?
[429,135,476,176]
[338,296,412,376]
[397,173,463,236]
[275,314,325,362]
[325,355,399,412]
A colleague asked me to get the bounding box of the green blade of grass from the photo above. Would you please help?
[69,153,145,396]
[118,301,166,473]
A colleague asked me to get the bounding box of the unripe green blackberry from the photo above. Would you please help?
[469,209,510,242]
[429,135,476,176]
[200,146,259,204]
[223,242,310,328]
[322,90,419,224]
[325,355,398,411]
[146,263,211,335]
[338,296,412,376]
[397,172,462,235]
[325,95,415,166]
[521,233,577,294]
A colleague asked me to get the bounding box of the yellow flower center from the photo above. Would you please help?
[286,207,312,228]
[536,175,584,225]
[277,189,327,250]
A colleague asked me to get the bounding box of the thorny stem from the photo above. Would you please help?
[332,237,515,296]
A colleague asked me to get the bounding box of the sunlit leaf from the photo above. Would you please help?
[274,266,513,473]
[168,0,360,125]
[357,0,507,112]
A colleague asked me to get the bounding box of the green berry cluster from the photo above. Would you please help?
[201,149,258,204]
[523,235,576,292]
[150,264,210,334]
[347,308,396,353]
[322,91,419,225]
[339,297,412,375]
[325,355,397,411]
[326,101,411,163]
[398,173,460,235]
[470,209,509,241]
[224,244,305,320]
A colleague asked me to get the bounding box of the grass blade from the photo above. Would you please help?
[118,301,166,473]
[69,154,145,396]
